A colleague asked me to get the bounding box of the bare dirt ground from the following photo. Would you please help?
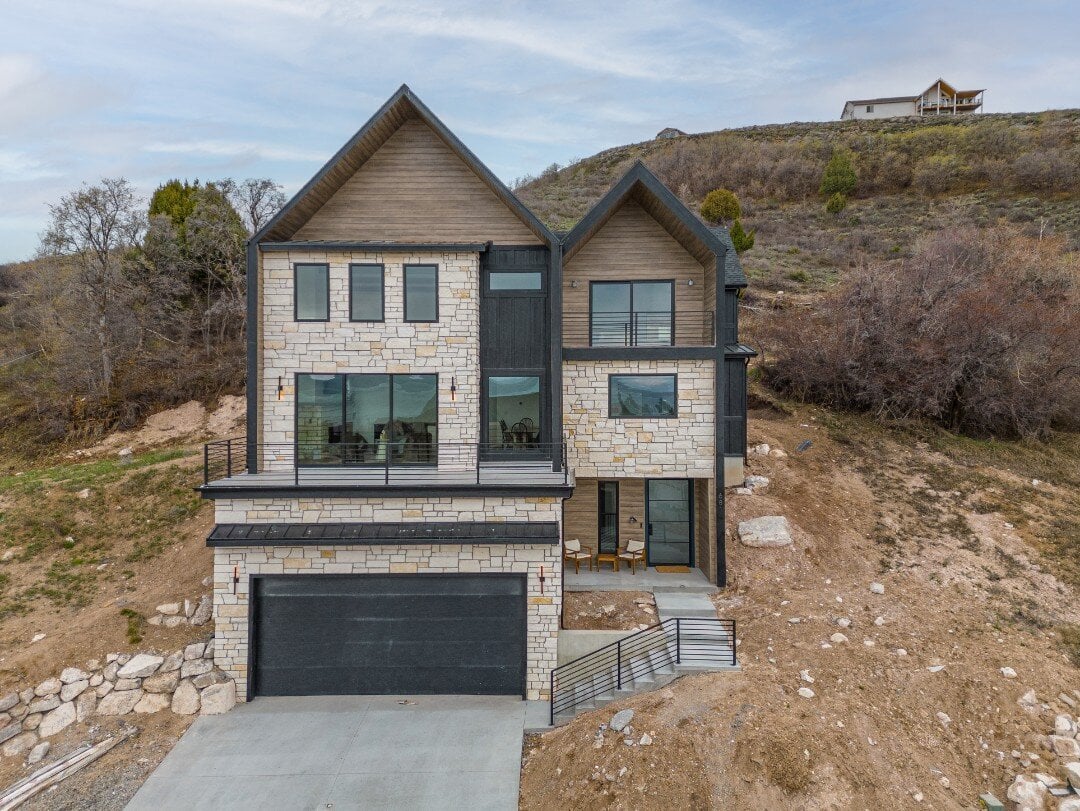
[521,405,1080,809]
[0,399,242,805]
[563,592,657,631]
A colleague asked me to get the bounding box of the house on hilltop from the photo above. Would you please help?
[841,78,984,120]
[656,127,687,139]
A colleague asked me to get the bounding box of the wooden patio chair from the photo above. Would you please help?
[617,539,645,574]
[563,538,593,573]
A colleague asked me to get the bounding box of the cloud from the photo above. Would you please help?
[142,140,328,163]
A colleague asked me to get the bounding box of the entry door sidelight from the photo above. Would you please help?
[597,482,619,554]
[645,479,693,566]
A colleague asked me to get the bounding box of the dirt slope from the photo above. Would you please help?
[521,406,1080,809]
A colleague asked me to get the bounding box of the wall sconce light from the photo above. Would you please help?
[687,279,694,286]
[628,516,638,524]
[276,377,283,400]
[450,377,457,402]
[570,280,579,288]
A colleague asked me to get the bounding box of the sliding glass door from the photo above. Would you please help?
[590,281,674,347]
[297,373,437,466]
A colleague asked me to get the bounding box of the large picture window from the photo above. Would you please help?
[404,264,438,322]
[590,281,673,346]
[349,264,384,322]
[296,373,437,465]
[487,376,541,449]
[609,374,677,418]
[295,263,330,321]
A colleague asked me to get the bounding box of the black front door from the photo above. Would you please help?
[645,479,693,566]
[597,481,619,553]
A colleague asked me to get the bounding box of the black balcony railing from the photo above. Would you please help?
[202,438,570,487]
[564,311,715,347]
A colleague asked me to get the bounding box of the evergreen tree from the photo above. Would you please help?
[820,150,857,197]
[730,219,755,253]
[825,192,848,214]
[699,188,740,224]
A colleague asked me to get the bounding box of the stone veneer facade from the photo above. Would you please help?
[213,496,562,701]
[258,249,480,469]
[563,359,715,478]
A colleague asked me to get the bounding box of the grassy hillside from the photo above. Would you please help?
[516,110,1080,292]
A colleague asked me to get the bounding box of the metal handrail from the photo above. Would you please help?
[549,617,736,724]
[203,437,571,486]
[563,310,716,348]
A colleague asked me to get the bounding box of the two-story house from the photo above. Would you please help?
[199,85,750,703]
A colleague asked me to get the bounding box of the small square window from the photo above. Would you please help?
[866,104,874,113]
[404,264,438,322]
[349,264,384,322]
[609,374,677,418]
[295,263,329,321]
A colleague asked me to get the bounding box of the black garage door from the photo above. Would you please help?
[251,574,527,697]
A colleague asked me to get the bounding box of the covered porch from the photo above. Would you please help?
[561,476,718,586]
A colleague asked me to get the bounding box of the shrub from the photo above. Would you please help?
[912,154,963,195]
[730,219,755,253]
[761,227,1080,439]
[825,192,847,214]
[700,188,740,223]
[819,150,857,197]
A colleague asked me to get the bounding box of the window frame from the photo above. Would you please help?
[607,373,679,420]
[589,279,676,347]
[348,263,385,323]
[403,263,439,323]
[293,262,330,322]
[487,271,544,293]
[866,104,874,113]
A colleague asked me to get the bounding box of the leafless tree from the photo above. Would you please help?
[218,178,286,235]
[38,178,146,400]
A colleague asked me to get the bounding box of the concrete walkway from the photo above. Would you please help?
[127,695,527,811]
[564,565,715,593]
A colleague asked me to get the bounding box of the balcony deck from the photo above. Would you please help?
[200,439,573,495]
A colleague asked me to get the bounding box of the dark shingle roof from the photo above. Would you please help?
[709,226,748,287]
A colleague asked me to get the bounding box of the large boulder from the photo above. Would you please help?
[199,681,236,715]
[38,702,76,738]
[171,680,200,715]
[117,654,163,679]
[133,693,170,714]
[59,667,90,684]
[190,595,213,626]
[27,696,61,714]
[1051,736,1080,758]
[181,660,212,680]
[738,516,793,547]
[1007,774,1047,811]
[142,671,180,694]
[96,689,142,716]
[0,693,18,713]
[60,680,89,703]
[34,678,61,697]
[1,731,38,758]
[75,691,97,722]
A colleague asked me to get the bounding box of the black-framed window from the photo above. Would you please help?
[404,264,438,322]
[590,280,674,346]
[609,374,677,418]
[296,373,438,466]
[489,271,542,291]
[487,376,542,449]
[349,264,384,322]
[294,263,329,321]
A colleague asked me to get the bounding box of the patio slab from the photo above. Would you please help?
[563,565,715,593]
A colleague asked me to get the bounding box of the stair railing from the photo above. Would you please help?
[549,617,736,725]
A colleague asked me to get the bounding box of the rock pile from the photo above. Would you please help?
[146,595,212,628]
[0,638,235,763]
[1005,687,1080,810]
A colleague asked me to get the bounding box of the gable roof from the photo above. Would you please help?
[561,161,741,284]
[252,85,557,246]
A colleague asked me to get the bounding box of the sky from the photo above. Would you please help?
[2,0,1078,262]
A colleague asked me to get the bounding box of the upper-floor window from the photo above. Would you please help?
[489,271,542,291]
[404,264,438,322]
[590,281,674,346]
[294,263,329,321]
[349,263,384,322]
[609,374,677,418]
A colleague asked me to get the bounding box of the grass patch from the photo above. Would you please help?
[1059,625,1080,668]
[0,448,193,496]
[120,608,144,644]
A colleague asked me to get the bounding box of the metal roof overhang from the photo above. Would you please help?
[207,521,560,547]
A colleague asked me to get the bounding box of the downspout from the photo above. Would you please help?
[245,239,259,474]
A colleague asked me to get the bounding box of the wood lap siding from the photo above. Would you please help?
[562,201,711,345]
[562,478,646,553]
[293,118,542,245]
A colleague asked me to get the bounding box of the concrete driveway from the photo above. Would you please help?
[127,695,527,811]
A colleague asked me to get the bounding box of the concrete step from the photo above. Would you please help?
[653,592,718,620]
